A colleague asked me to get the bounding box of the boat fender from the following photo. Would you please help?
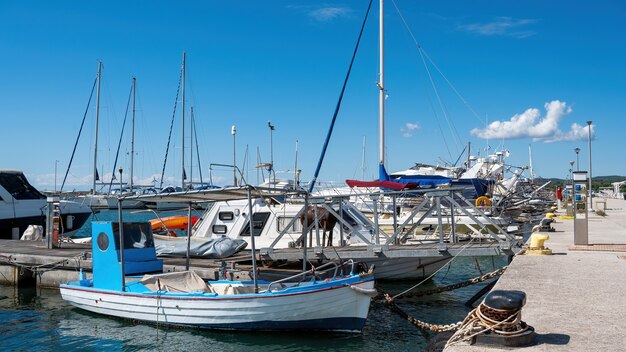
[350,285,378,297]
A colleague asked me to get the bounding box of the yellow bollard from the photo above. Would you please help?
[526,233,553,255]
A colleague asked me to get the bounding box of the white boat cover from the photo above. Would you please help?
[140,271,212,293]
[154,236,248,258]
[20,225,43,241]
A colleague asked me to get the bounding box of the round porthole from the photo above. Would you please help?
[96,232,109,251]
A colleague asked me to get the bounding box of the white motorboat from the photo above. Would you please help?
[0,170,92,239]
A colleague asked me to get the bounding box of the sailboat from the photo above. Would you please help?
[65,63,144,209]
[144,52,192,211]
[71,61,107,209]
[104,77,145,209]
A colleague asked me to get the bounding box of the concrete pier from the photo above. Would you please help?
[446,198,626,351]
[0,241,256,288]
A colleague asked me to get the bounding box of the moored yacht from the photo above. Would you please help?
[0,170,92,239]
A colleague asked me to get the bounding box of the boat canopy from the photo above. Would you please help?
[121,185,306,205]
[345,179,419,190]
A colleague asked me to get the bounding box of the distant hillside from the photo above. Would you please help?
[534,175,626,191]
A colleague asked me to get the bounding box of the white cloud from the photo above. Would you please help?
[309,7,350,21]
[406,122,419,130]
[400,122,420,138]
[471,100,593,143]
[458,17,537,38]
[540,122,594,143]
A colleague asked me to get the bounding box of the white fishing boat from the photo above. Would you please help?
[60,187,376,332]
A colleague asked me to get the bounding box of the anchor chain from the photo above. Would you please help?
[378,266,507,301]
[384,293,463,332]
[380,266,508,332]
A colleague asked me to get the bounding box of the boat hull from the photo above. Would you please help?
[0,202,92,240]
[60,278,374,332]
[360,256,450,280]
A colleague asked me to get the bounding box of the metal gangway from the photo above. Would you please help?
[258,187,522,262]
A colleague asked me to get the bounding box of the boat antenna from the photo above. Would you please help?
[309,0,374,193]
[294,140,299,188]
[361,135,366,179]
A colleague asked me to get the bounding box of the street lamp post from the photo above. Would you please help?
[570,160,575,219]
[267,121,275,183]
[118,167,123,192]
[54,160,59,193]
[575,147,580,171]
[587,120,593,210]
[232,125,237,186]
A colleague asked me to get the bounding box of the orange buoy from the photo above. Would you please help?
[150,215,199,236]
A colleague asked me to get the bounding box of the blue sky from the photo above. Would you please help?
[1,1,624,191]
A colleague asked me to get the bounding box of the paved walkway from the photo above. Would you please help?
[446,198,626,351]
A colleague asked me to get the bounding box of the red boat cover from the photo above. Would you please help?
[345,179,419,190]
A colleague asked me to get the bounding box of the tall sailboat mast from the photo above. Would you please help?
[130,77,136,192]
[181,51,186,190]
[92,60,102,195]
[378,0,385,173]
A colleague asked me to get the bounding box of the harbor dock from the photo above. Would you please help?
[446,197,626,351]
[0,241,257,288]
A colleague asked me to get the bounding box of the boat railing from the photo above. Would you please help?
[266,259,355,292]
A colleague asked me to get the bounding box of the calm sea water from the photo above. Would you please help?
[1,211,508,351]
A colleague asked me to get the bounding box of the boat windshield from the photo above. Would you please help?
[0,171,45,200]
[112,222,155,249]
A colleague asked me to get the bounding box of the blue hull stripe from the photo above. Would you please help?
[140,317,367,332]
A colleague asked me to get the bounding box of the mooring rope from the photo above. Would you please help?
[0,252,88,276]
[391,237,477,300]
[444,303,528,348]
[382,247,528,333]
[379,266,506,301]
[377,265,507,332]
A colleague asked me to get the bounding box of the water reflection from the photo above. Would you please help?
[0,256,506,352]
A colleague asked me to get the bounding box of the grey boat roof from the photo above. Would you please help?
[120,185,306,204]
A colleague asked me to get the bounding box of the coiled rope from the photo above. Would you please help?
[444,302,528,348]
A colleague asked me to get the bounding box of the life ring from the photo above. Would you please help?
[475,196,492,207]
